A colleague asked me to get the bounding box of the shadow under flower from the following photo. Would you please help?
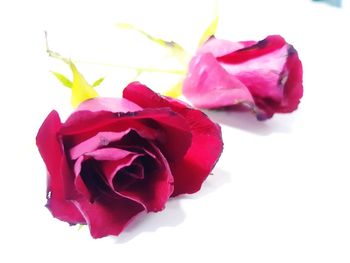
[112,197,186,243]
[111,167,230,243]
[203,109,296,136]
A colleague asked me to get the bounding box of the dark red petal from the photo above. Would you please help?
[217,35,286,64]
[114,142,174,212]
[36,111,85,224]
[60,108,192,163]
[73,193,144,238]
[101,154,142,187]
[123,82,223,195]
[73,148,140,202]
[74,158,104,203]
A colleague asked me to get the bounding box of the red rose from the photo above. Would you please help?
[183,35,303,120]
[36,82,223,238]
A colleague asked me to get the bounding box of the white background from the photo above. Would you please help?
[0,0,350,262]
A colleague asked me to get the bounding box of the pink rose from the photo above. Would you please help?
[36,82,223,238]
[183,35,303,120]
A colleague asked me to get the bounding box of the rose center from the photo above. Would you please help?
[115,161,144,190]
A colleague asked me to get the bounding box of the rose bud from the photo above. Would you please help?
[183,35,303,120]
[36,82,223,238]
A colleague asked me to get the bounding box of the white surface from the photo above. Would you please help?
[1,0,350,262]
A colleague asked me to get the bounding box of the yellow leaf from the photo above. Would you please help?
[92,77,105,88]
[51,71,73,88]
[69,61,99,108]
[198,15,219,47]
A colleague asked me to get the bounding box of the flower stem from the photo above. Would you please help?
[45,31,186,75]
[75,60,186,75]
[45,31,69,64]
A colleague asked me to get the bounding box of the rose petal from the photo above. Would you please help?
[36,111,85,224]
[61,108,192,162]
[73,148,141,203]
[221,39,303,118]
[277,45,303,113]
[182,53,254,108]
[69,130,132,160]
[100,154,143,185]
[73,148,135,176]
[114,142,174,212]
[217,35,286,64]
[123,83,223,195]
[185,35,303,119]
[72,193,144,238]
[104,155,144,187]
[221,43,288,101]
[198,37,255,57]
[74,158,110,203]
[76,97,142,112]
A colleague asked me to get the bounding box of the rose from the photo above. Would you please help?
[183,35,303,120]
[36,82,223,238]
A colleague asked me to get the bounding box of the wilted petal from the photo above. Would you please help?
[276,46,303,113]
[184,35,303,120]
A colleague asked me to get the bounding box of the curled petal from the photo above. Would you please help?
[61,108,192,163]
[184,35,303,120]
[101,154,143,187]
[73,193,144,238]
[277,46,303,113]
[36,111,84,224]
[114,142,174,212]
[182,53,254,108]
[69,130,132,159]
[72,148,140,202]
[217,35,286,64]
[123,82,223,195]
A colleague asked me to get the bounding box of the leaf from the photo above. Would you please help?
[198,14,219,47]
[92,77,105,88]
[69,61,99,108]
[164,80,183,98]
[51,71,73,88]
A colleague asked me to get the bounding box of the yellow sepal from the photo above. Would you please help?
[69,61,99,108]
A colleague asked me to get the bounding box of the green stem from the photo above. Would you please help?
[45,32,185,75]
[45,31,69,64]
